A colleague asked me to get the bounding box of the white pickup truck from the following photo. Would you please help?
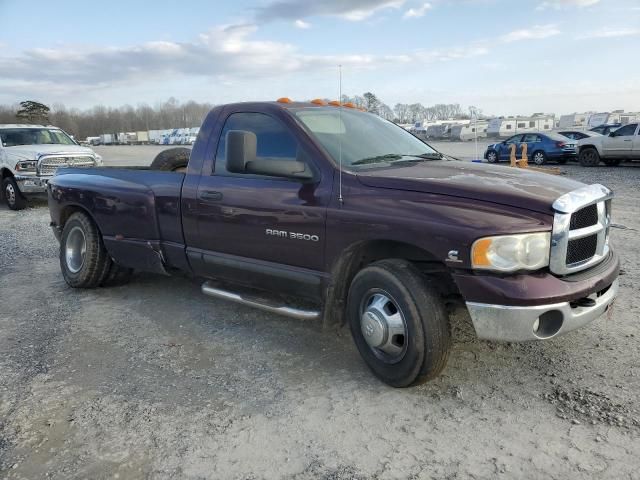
[578,122,640,166]
[0,124,102,210]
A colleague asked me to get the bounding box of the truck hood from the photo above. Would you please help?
[5,144,96,161]
[355,160,584,214]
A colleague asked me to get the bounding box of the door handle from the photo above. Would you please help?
[623,139,632,142]
[199,190,223,201]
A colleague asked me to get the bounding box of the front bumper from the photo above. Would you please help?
[14,175,50,194]
[466,278,618,341]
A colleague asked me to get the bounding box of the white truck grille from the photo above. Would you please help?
[549,184,612,275]
[38,155,96,176]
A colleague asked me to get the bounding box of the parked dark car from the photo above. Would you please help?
[484,132,577,165]
[589,124,621,136]
[558,130,602,141]
[47,100,619,388]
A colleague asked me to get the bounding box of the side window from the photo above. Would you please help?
[215,112,300,176]
[506,135,522,144]
[529,121,535,127]
[522,134,539,142]
[612,124,636,137]
[506,124,512,130]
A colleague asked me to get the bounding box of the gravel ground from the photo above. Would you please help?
[1,148,639,479]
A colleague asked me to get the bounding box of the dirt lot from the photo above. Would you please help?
[1,148,639,479]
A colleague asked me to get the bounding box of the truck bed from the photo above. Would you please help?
[48,167,187,273]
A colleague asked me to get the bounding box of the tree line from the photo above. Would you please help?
[0,95,473,140]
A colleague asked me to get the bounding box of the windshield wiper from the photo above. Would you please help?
[351,154,404,165]
[413,152,444,160]
[351,152,443,166]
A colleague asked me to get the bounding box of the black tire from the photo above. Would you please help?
[579,147,600,167]
[347,259,451,388]
[602,158,621,167]
[150,147,190,172]
[3,177,28,210]
[531,150,547,166]
[60,212,111,288]
[486,150,498,163]
[100,262,133,287]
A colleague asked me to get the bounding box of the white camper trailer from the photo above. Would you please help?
[558,113,591,129]
[487,115,555,138]
[450,121,489,141]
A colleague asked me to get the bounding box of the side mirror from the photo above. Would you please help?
[226,130,257,173]
[245,159,313,180]
[608,131,616,137]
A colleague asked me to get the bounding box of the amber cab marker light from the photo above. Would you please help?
[277,97,292,103]
[343,102,355,108]
[328,100,341,106]
[311,98,326,105]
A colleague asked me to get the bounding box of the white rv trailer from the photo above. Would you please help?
[588,111,640,128]
[487,115,555,138]
[450,121,489,141]
[558,113,591,129]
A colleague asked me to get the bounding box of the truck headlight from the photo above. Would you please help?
[471,232,551,272]
[15,161,37,172]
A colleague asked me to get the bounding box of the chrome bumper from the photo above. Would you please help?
[14,175,50,194]
[466,279,619,341]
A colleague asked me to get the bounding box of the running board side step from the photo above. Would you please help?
[201,281,320,321]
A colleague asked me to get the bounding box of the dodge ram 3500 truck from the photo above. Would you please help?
[1,124,102,210]
[47,100,620,387]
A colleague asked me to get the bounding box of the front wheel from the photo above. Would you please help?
[486,150,498,163]
[347,259,451,387]
[579,148,600,167]
[2,177,27,210]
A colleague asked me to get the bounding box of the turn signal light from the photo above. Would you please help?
[471,238,493,267]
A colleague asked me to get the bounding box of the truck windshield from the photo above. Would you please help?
[0,128,76,147]
[293,108,441,168]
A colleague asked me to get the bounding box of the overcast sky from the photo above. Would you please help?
[1,0,639,116]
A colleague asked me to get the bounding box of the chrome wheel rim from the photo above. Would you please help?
[65,226,87,273]
[534,153,545,165]
[488,152,497,162]
[5,183,15,205]
[360,290,408,363]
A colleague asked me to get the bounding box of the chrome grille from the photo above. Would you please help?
[38,155,96,176]
[570,204,598,230]
[549,184,612,275]
[567,235,598,264]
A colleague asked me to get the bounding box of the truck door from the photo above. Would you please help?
[603,123,637,157]
[190,111,330,296]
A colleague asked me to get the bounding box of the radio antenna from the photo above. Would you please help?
[338,64,344,204]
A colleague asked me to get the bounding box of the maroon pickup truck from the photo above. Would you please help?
[47,100,619,387]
